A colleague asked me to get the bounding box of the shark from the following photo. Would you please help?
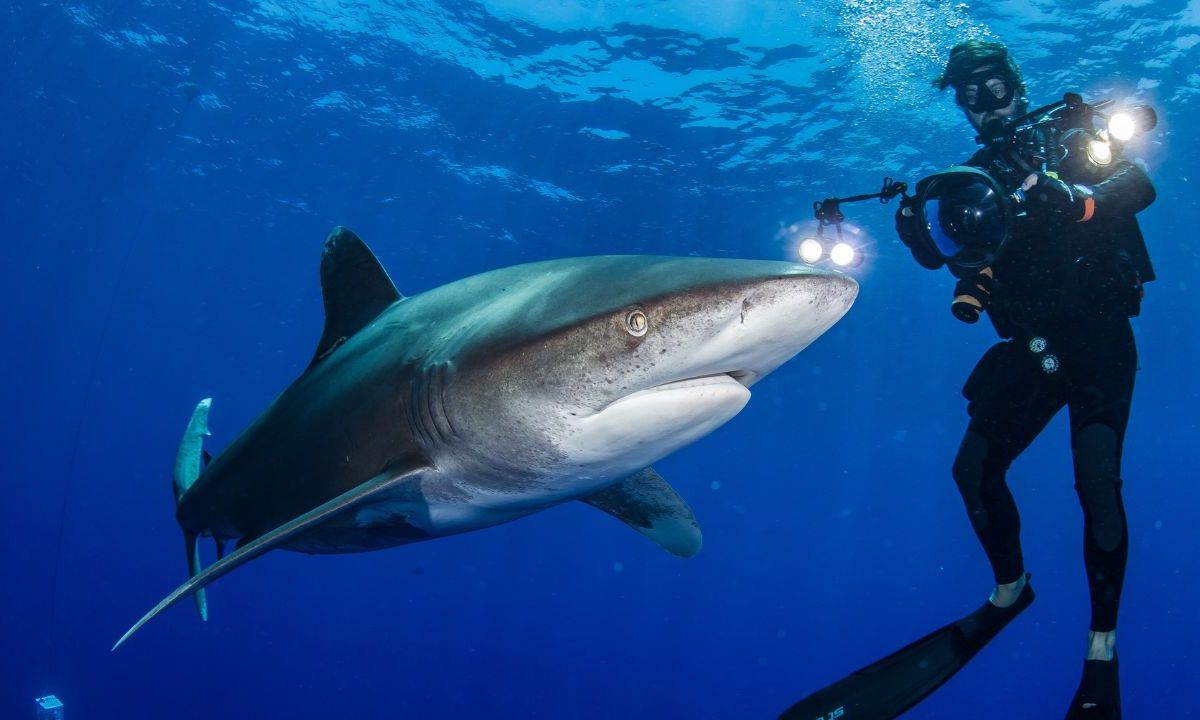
[113,226,858,650]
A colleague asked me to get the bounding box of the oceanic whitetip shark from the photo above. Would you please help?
[113,227,858,649]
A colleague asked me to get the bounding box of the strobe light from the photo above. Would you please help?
[1106,105,1157,142]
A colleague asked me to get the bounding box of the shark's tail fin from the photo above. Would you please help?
[173,398,213,622]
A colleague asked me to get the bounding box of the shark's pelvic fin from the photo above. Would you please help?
[308,226,403,370]
[173,398,213,621]
[184,531,208,622]
[580,467,702,558]
[114,459,430,651]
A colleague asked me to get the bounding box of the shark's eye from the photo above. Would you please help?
[624,310,648,337]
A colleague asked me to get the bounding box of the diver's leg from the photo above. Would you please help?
[1064,319,1136,718]
[1071,426,1124,713]
[952,431,1025,605]
[1072,424,1128,645]
[955,341,1063,607]
[1067,318,1136,640]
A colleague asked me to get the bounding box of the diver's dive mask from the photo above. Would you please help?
[955,69,1018,113]
[910,166,1015,277]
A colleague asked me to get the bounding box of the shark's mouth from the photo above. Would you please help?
[604,371,752,413]
[652,371,753,392]
[567,371,753,475]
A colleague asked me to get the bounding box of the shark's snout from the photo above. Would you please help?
[654,270,858,390]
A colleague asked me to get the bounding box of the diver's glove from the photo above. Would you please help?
[895,201,944,270]
[1016,172,1096,222]
[951,268,995,324]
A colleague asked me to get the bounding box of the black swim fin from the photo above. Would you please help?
[1064,651,1120,719]
[779,575,1034,720]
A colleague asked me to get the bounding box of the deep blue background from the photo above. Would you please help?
[2,1,1197,718]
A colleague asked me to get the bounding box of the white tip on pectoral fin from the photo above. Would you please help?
[114,461,429,651]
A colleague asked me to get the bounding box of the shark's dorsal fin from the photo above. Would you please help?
[308,227,402,371]
[580,467,702,558]
[112,459,429,651]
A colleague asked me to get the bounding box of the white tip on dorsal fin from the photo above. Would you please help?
[307,227,402,371]
[113,460,429,651]
[579,467,702,558]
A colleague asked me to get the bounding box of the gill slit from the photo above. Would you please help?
[408,367,433,450]
[431,362,458,440]
[410,362,457,450]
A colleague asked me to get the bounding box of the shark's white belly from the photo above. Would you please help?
[288,471,583,553]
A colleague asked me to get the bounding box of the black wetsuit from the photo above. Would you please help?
[950,144,1155,632]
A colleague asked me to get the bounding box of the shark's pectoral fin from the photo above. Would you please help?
[580,467,702,558]
[307,227,403,371]
[113,459,430,651]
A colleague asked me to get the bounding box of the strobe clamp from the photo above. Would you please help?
[812,177,909,240]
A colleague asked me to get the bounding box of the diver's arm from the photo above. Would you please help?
[1089,160,1156,218]
[1022,160,1155,223]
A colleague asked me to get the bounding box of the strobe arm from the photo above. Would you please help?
[813,177,909,227]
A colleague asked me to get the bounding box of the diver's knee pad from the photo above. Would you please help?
[1073,423,1126,552]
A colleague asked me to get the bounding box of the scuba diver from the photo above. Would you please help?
[780,41,1154,720]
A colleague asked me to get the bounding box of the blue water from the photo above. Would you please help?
[3,1,1197,717]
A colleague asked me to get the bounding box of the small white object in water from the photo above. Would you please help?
[36,695,64,720]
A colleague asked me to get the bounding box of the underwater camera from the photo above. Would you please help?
[800,93,1156,277]
[909,165,1012,276]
